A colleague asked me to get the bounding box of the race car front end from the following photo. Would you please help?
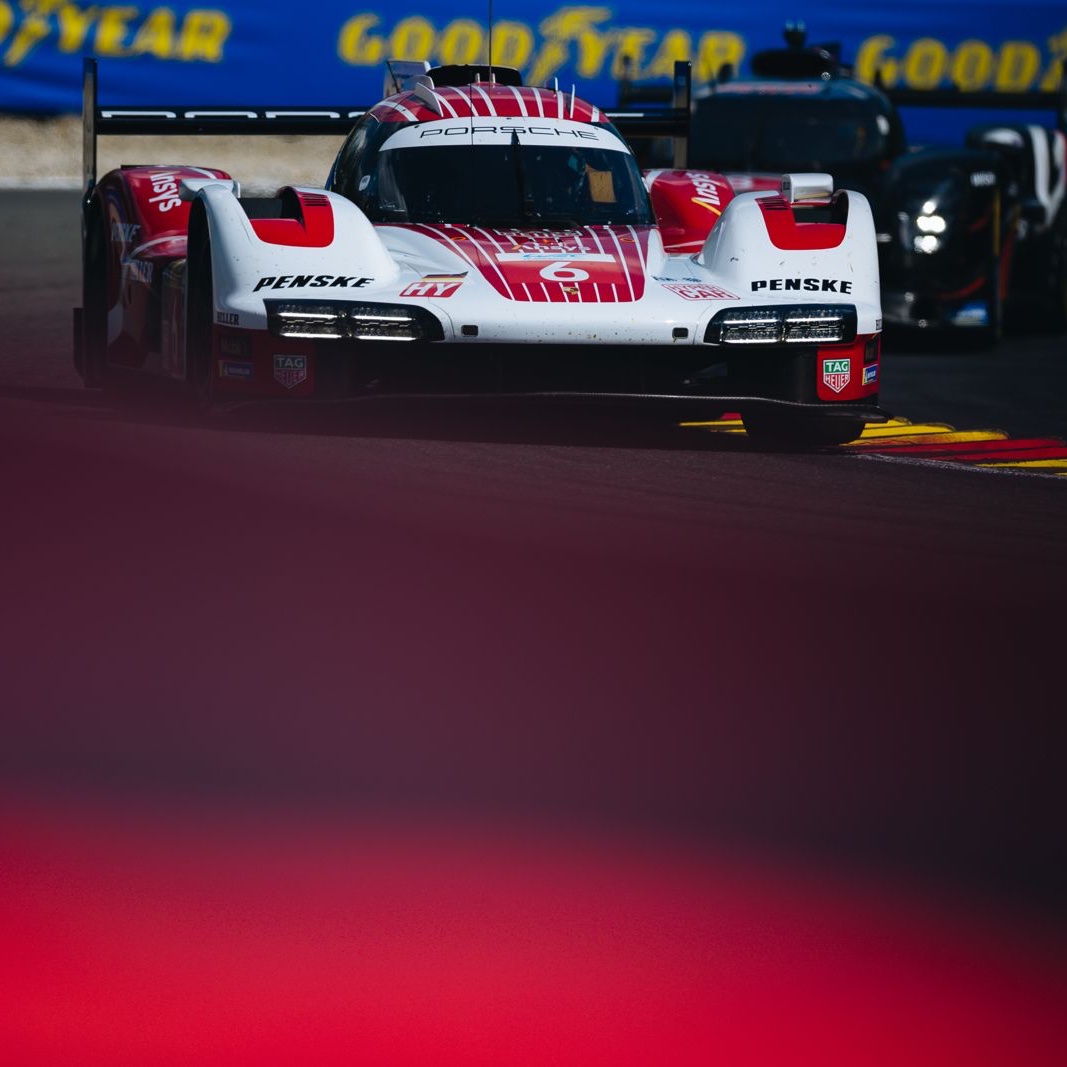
[184,166,884,445]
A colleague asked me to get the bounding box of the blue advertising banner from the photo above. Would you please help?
[0,1,1064,137]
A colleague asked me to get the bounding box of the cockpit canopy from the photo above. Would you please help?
[329,117,654,229]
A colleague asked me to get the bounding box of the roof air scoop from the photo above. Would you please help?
[781,173,834,203]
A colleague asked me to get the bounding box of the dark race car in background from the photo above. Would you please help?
[622,25,1067,340]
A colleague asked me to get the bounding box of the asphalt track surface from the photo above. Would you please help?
[2,191,1067,1063]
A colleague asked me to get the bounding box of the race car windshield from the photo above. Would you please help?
[691,96,890,172]
[360,138,653,228]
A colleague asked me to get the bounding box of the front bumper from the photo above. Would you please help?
[207,325,883,413]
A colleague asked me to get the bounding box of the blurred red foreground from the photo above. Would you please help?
[3,794,1066,1066]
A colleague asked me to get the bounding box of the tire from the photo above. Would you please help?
[185,205,217,411]
[742,409,867,448]
[80,201,109,387]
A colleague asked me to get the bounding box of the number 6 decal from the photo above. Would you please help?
[540,261,590,282]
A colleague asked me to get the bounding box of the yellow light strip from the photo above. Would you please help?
[680,419,744,429]
[978,459,1067,470]
[854,423,959,438]
[847,430,1008,447]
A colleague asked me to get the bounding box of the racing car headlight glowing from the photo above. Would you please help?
[916,214,946,234]
[912,212,946,254]
[706,308,781,343]
[268,303,346,338]
[704,306,857,345]
[265,301,444,342]
[782,308,855,343]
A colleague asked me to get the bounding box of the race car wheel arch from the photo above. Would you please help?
[741,409,866,449]
[185,201,216,409]
[80,198,108,388]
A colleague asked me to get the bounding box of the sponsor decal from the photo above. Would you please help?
[337,13,748,87]
[971,171,997,187]
[1,7,231,68]
[418,125,599,140]
[218,360,254,380]
[338,17,1067,103]
[274,354,308,390]
[496,252,614,262]
[254,275,371,291]
[110,222,140,243]
[400,274,465,297]
[684,171,724,214]
[652,275,702,283]
[663,282,739,300]
[499,232,589,251]
[220,335,249,357]
[215,311,239,326]
[863,364,878,385]
[147,170,181,213]
[822,357,851,394]
[122,257,153,284]
[752,278,853,293]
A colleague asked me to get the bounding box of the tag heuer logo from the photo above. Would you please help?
[822,357,851,394]
[274,354,308,389]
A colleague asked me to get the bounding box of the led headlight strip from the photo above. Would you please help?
[704,305,857,345]
[265,301,445,342]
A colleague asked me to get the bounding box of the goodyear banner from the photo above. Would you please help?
[0,1,1064,126]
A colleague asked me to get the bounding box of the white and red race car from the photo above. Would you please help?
[75,60,886,445]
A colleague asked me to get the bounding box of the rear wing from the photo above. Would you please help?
[880,60,1067,132]
[605,60,691,168]
[82,58,367,199]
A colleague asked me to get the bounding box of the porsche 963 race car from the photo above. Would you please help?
[75,59,887,446]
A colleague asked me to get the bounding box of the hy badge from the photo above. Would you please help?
[274,354,308,389]
[822,358,851,394]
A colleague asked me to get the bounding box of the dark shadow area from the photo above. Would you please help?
[0,379,855,456]
[882,323,997,355]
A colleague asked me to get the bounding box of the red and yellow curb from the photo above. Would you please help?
[684,416,1067,477]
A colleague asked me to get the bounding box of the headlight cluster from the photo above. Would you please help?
[900,205,948,254]
[704,305,857,345]
[265,301,444,342]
